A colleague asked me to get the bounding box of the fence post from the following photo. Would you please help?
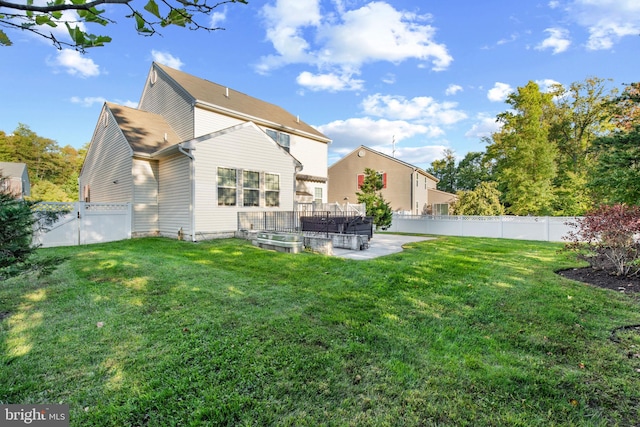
[76,202,82,246]
[545,216,550,242]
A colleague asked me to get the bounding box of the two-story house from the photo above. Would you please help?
[79,62,331,241]
[328,146,456,215]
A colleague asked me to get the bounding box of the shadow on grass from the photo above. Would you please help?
[1,236,640,425]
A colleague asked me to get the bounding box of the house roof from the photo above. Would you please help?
[154,62,331,143]
[330,145,439,183]
[107,103,180,155]
[0,162,28,179]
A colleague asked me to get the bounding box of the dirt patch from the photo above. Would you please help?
[557,267,640,294]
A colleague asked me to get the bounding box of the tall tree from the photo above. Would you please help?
[455,151,493,191]
[0,0,247,51]
[356,168,392,229]
[1,124,85,201]
[612,82,640,132]
[548,77,615,215]
[589,127,640,205]
[486,81,557,215]
[428,148,457,193]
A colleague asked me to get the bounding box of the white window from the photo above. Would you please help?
[314,187,323,204]
[217,167,237,206]
[243,170,260,207]
[265,173,280,207]
[266,129,290,152]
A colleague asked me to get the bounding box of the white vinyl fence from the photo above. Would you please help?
[33,202,132,248]
[387,214,577,242]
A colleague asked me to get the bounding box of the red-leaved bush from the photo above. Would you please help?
[564,204,640,277]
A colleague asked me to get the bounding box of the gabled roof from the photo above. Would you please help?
[0,162,28,178]
[330,145,439,182]
[107,103,180,155]
[153,62,331,143]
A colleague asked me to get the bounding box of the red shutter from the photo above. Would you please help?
[357,174,364,189]
[382,172,387,189]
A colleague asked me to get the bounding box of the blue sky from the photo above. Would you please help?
[1,0,639,170]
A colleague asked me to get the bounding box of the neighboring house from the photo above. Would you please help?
[328,146,456,215]
[0,162,30,199]
[79,62,331,241]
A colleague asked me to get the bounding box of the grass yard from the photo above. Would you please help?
[1,236,640,426]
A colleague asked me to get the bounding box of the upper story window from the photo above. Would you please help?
[357,172,387,189]
[265,129,290,152]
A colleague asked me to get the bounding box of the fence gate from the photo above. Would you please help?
[33,202,132,248]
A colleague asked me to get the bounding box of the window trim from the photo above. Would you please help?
[217,167,238,206]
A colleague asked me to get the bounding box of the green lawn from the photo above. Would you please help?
[1,236,640,426]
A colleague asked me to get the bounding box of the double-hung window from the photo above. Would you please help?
[243,170,260,207]
[265,173,280,207]
[218,167,237,206]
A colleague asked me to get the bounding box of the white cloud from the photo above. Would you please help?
[49,49,100,78]
[535,78,563,93]
[70,96,107,107]
[549,1,560,9]
[445,84,463,96]
[210,10,227,27]
[361,94,467,125]
[319,117,443,151]
[382,73,396,85]
[569,0,640,50]
[70,97,138,108]
[465,114,502,139]
[296,71,364,92]
[257,0,452,86]
[536,27,571,54]
[151,50,184,69]
[487,82,513,102]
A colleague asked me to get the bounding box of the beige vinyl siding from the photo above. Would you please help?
[132,158,159,235]
[192,124,297,234]
[158,153,192,238]
[194,107,244,138]
[138,67,194,141]
[288,133,327,179]
[80,108,133,203]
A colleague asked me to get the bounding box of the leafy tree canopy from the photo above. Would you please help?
[452,182,504,216]
[1,123,86,201]
[0,0,247,51]
[590,126,640,206]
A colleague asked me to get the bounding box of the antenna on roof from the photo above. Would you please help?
[392,135,396,158]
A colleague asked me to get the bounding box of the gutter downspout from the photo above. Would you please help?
[294,163,303,210]
[411,169,416,215]
[178,143,196,242]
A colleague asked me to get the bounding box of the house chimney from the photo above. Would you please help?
[225,87,229,98]
[164,132,168,143]
[296,115,300,123]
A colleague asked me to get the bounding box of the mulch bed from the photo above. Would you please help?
[557,267,640,294]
